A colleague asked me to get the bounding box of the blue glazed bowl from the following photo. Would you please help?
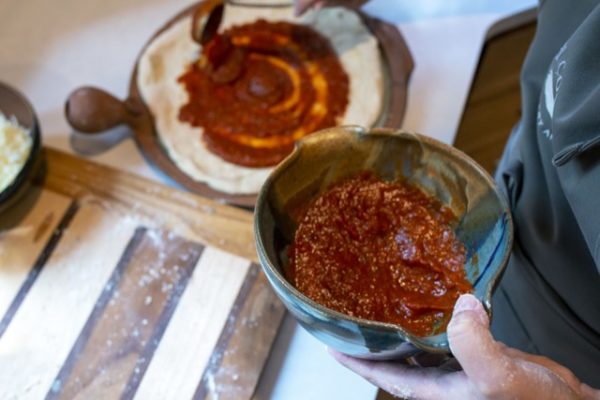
[254,126,513,359]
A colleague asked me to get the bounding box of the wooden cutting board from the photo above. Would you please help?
[0,148,285,400]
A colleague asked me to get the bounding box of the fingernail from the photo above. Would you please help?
[452,294,489,326]
[453,294,480,315]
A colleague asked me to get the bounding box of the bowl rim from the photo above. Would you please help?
[254,125,514,353]
[0,81,42,207]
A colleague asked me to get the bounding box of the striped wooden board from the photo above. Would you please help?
[0,148,285,399]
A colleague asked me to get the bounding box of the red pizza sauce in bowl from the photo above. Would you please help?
[288,173,473,337]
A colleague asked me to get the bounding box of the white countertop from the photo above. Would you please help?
[0,0,536,398]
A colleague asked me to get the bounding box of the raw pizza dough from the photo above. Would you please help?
[137,5,384,195]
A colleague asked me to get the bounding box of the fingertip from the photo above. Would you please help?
[452,294,481,314]
[446,298,509,389]
[447,296,495,365]
[451,294,489,327]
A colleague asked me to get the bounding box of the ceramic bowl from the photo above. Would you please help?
[0,82,43,215]
[254,125,513,359]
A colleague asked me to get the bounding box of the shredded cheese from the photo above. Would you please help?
[0,113,32,192]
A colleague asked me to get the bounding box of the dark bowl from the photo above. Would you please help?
[0,82,43,215]
[254,126,513,359]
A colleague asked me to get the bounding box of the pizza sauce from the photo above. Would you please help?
[288,173,473,336]
[178,20,349,167]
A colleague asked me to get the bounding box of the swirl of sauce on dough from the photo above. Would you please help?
[178,19,349,167]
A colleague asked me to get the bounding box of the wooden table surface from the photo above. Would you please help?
[0,148,285,400]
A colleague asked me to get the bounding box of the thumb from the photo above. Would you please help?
[448,294,513,392]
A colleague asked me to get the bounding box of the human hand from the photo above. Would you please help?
[331,294,600,399]
[294,0,321,16]
[293,0,369,16]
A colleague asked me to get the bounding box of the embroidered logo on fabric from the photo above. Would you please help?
[538,43,568,141]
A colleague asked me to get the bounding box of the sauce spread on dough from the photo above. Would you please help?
[178,20,349,167]
[288,173,473,336]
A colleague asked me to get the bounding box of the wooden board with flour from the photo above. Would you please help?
[0,148,284,399]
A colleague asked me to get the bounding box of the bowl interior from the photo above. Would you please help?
[0,83,37,130]
[256,125,513,353]
[0,82,42,211]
